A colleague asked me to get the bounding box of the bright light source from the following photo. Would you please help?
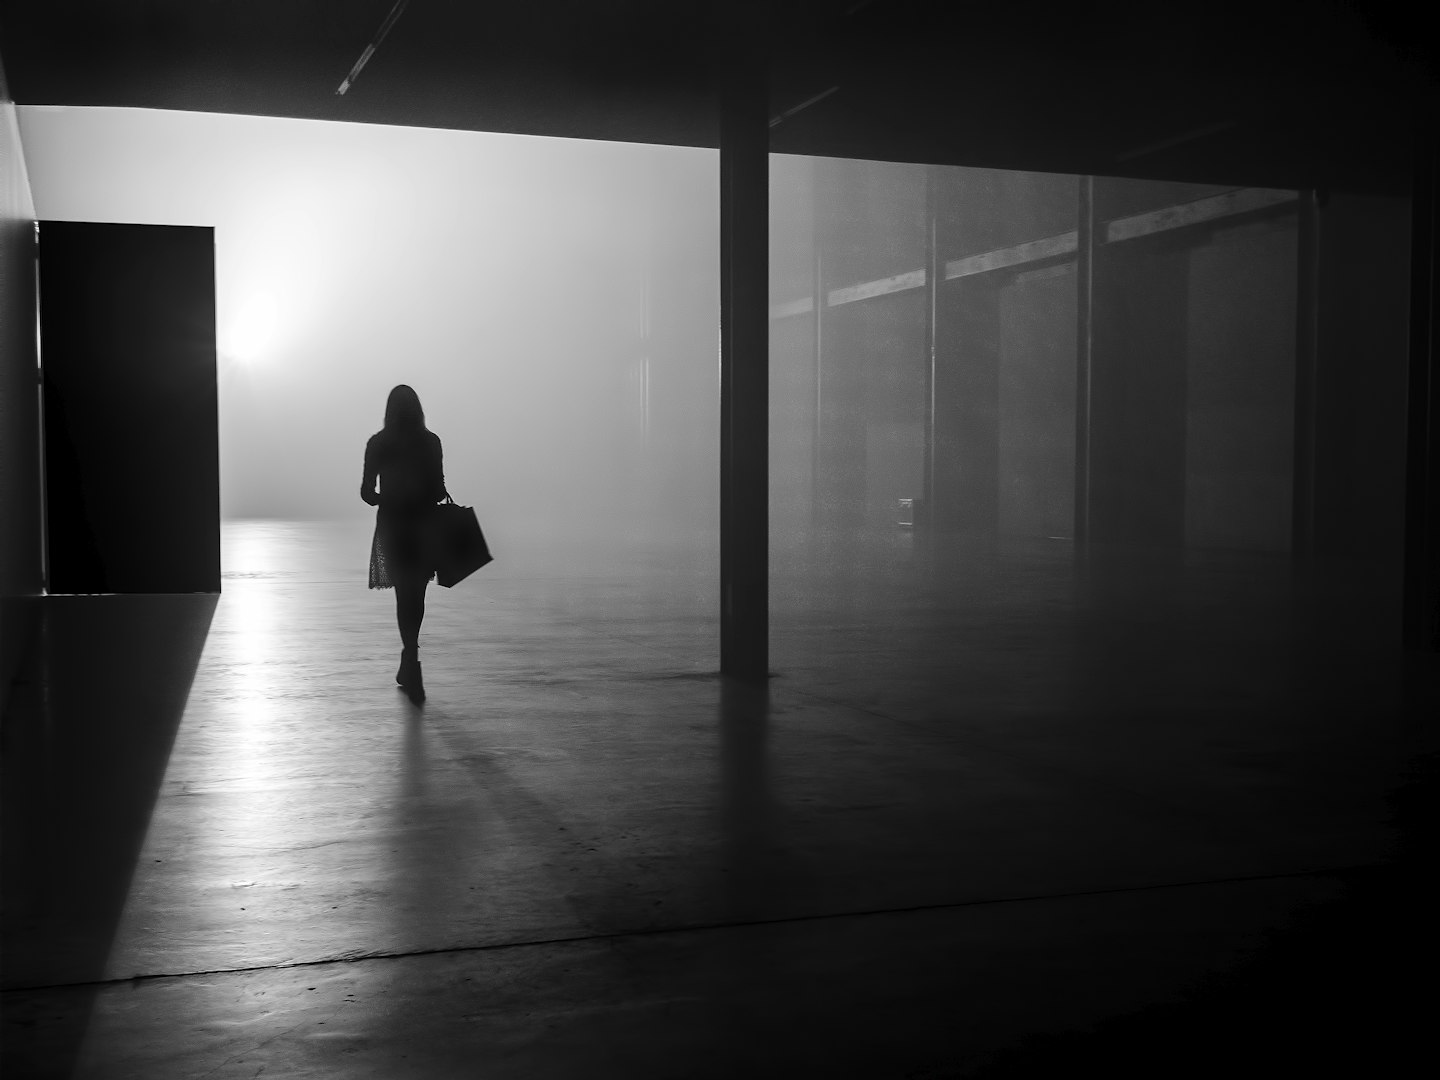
[229,292,278,360]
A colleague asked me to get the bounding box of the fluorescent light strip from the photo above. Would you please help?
[337,0,410,96]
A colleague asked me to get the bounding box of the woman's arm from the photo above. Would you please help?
[361,439,381,507]
[433,433,448,503]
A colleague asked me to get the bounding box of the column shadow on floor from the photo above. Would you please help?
[1,593,216,1078]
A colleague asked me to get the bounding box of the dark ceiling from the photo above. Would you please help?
[2,0,1436,194]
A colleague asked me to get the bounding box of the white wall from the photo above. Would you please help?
[18,107,719,548]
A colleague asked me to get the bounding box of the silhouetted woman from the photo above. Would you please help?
[362,385,448,702]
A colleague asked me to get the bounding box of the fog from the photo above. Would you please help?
[18,107,720,553]
[768,156,1303,561]
[20,108,1335,605]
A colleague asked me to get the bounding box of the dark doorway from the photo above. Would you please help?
[39,222,219,594]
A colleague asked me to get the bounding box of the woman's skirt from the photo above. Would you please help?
[368,508,437,589]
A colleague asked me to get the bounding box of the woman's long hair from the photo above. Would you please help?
[383,384,427,432]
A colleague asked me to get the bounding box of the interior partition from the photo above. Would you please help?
[39,221,220,594]
[770,154,1413,667]
[770,160,1324,553]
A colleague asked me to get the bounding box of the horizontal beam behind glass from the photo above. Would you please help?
[770,186,1299,319]
[1104,187,1297,243]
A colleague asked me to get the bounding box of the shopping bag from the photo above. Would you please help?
[426,498,493,588]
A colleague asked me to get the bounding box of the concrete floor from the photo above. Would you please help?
[2,519,1435,1078]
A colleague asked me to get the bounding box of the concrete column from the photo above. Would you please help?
[719,54,768,680]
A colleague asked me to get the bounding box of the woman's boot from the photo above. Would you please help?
[397,647,417,687]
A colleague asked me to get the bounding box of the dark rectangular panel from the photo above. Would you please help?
[1183,218,1297,552]
[933,277,1001,534]
[40,222,218,593]
[769,310,815,541]
[998,266,1077,538]
[1088,233,1188,548]
[820,290,926,532]
[1311,195,1411,567]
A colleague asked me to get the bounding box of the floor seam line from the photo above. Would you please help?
[2,861,1381,996]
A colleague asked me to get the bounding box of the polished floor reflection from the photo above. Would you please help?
[2,519,1434,1078]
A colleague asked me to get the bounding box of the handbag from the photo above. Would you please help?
[426,496,493,588]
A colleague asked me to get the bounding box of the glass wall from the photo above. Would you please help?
[769,155,1322,676]
[770,157,1303,557]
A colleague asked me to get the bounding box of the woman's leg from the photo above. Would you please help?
[394,573,428,653]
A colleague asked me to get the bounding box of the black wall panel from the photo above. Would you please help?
[1312,195,1411,565]
[40,222,218,594]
